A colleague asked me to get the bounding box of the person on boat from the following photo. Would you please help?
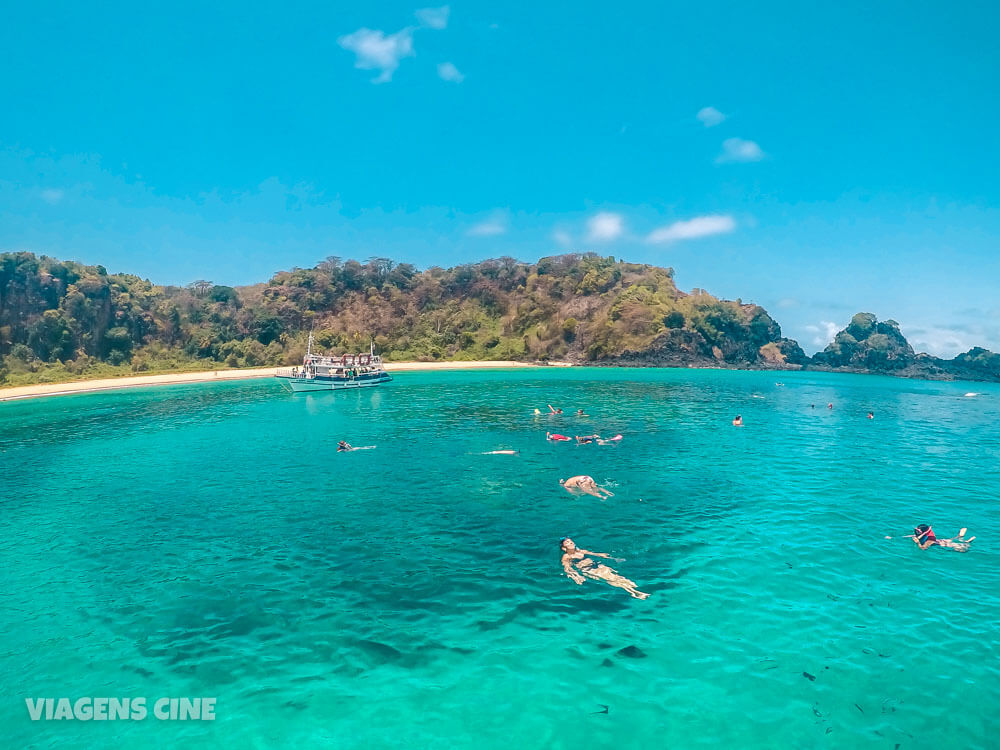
[912,524,974,552]
[337,441,354,452]
[576,434,600,444]
[548,404,563,414]
[597,434,623,445]
[560,537,648,599]
[732,415,743,426]
[547,432,572,442]
[560,475,614,498]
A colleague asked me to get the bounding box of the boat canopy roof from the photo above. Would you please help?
[303,353,384,366]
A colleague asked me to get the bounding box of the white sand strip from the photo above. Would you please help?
[0,360,570,402]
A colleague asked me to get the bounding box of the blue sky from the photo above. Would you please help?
[1,1,998,356]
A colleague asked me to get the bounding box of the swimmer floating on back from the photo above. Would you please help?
[482,449,518,455]
[597,434,623,445]
[912,524,975,552]
[575,408,589,417]
[338,441,375,452]
[560,537,648,599]
[560,475,614,498]
[547,432,572,442]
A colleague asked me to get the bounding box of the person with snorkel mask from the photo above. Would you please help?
[912,524,975,552]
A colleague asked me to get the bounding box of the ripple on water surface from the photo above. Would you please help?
[1,369,998,749]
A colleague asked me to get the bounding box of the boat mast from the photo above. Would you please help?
[307,330,314,357]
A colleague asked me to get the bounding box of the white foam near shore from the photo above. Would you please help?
[0,360,569,403]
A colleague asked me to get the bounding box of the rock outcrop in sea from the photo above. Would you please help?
[808,312,1000,382]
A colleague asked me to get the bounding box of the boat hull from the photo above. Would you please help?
[276,373,392,392]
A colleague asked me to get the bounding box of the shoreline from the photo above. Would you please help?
[1,358,993,404]
[0,360,566,403]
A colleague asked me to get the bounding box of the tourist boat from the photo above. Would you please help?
[275,334,392,392]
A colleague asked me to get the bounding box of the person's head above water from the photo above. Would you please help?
[560,537,576,552]
[914,524,933,538]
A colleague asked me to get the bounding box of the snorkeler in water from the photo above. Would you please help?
[337,441,375,452]
[912,524,975,552]
[560,537,648,599]
[560,475,614,498]
[732,415,743,426]
[547,432,572,442]
[575,434,599,444]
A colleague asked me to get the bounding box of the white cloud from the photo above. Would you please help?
[906,325,986,359]
[437,62,464,83]
[804,321,840,348]
[40,188,64,204]
[646,214,735,244]
[716,137,765,163]
[552,229,572,247]
[586,212,624,242]
[338,27,415,83]
[416,6,450,29]
[467,217,506,236]
[696,106,726,127]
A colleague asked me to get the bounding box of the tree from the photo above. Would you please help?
[189,280,214,297]
[28,310,75,361]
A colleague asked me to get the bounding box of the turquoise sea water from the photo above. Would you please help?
[2,368,999,749]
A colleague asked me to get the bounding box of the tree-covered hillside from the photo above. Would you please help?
[1,251,997,386]
[0,251,802,385]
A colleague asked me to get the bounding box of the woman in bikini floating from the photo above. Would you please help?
[559,475,614,498]
[560,537,649,599]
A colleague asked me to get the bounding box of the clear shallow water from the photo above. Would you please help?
[1,368,998,749]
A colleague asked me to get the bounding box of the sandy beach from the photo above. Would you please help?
[0,360,569,403]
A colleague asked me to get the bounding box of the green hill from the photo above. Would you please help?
[1,251,996,385]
